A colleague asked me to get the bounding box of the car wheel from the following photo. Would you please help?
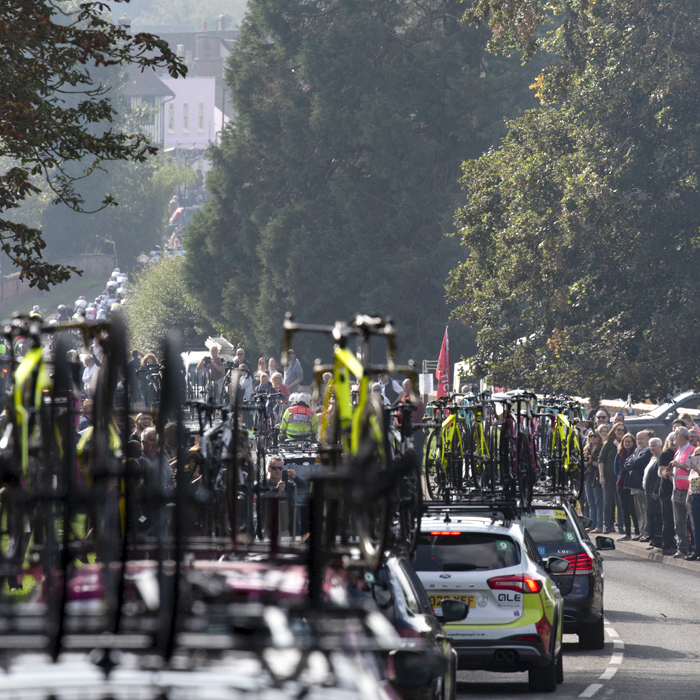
[528,654,557,693]
[556,649,563,684]
[579,614,605,650]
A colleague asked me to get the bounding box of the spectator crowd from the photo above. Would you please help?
[582,409,700,560]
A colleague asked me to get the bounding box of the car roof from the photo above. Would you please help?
[529,499,573,511]
[420,512,525,538]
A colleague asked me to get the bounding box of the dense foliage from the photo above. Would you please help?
[184,0,538,361]
[0,0,184,288]
[126,255,215,352]
[450,0,700,399]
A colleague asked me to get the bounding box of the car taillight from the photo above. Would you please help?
[429,531,460,535]
[487,575,542,594]
[563,553,594,573]
[397,625,422,639]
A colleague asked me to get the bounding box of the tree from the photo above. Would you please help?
[184,0,540,362]
[449,0,700,399]
[126,255,215,352]
[41,154,195,270]
[0,0,185,289]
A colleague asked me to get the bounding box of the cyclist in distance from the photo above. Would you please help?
[56,304,72,323]
[280,392,318,442]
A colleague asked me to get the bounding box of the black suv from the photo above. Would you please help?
[520,500,615,649]
[624,391,700,440]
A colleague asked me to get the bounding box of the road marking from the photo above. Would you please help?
[579,683,603,697]
[593,617,624,686]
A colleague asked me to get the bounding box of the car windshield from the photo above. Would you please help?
[414,532,520,572]
[643,401,673,418]
[521,508,579,545]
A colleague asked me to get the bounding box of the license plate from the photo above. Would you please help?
[428,594,477,611]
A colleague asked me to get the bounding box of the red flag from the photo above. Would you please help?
[435,327,450,398]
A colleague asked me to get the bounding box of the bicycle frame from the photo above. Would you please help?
[13,345,52,474]
[468,404,490,460]
[283,313,417,458]
[553,413,575,467]
[324,345,371,456]
[438,412,466,469]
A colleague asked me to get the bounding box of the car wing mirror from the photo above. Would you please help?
[544,557,569,574]
[579,516,593,529]
[390,650,447,687]
[440,598,469,623]
[595,535,616,551]
[371,581,393,609]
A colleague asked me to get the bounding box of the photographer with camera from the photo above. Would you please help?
[196,343,225,403]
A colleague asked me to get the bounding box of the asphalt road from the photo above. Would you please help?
[457,548,700,698]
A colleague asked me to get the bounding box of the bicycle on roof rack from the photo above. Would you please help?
[386,398,423,554]
[282,312,420,570]
[544,397,585,499]
[423,395,469,501]
[493,390,538,510]
[460,390,499,494]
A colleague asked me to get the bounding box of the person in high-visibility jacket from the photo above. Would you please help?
[280,392,318,441]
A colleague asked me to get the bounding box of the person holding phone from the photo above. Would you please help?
[261,455,307,537]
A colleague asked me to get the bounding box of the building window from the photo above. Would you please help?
[183,103,189,133]
[168,103,175,133]
[198,102,205,133]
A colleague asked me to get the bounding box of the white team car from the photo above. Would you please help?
[412,508,569,692]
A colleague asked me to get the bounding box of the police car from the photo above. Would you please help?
[412,508,568,692]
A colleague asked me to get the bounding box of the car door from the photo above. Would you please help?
[522,529,562,656]
[397,559,446,642]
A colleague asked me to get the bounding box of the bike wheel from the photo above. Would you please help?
[226,370,251,543]
[0,401,24,565]
[516,435,534,510]
[155,331,185,661]
[485,423,499,493]
[354,394,390,568]
[466,420,478,489]
[499,428,516,501]
[566,433,584,500]
[47,333,79,660]
[554,430,565,492]
[397,448,423,554]
[447,427,465,491]
[424,429,443,501]
[538,417,553,485]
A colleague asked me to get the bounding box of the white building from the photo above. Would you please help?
[161,77,231,173]
[123,67,175,145]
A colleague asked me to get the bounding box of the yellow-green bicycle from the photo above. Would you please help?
[283,313,418,568]
[423,396,469,499]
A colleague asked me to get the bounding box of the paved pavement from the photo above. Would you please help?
[457,547,700,698]
[613,536,700,572]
